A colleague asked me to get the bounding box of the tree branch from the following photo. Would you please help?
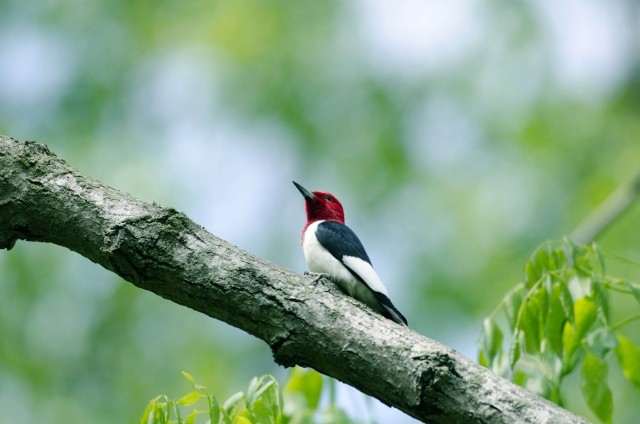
[0,136,586,423]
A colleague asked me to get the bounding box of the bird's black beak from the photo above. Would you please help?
[293,181,316,200]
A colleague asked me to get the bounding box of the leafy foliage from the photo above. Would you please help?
[140,368,354,424]
[2,0,640,421]
[479,240,640,423]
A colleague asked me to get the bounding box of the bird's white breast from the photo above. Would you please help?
[302,221,356,284]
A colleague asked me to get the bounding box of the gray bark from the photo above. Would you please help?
[0,136,587,423]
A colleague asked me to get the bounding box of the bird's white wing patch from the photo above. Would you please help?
[341,256,389,296]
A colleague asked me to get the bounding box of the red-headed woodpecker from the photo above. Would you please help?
[293,181,408,326]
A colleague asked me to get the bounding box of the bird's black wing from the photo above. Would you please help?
[315,221,408,326]
[315,220,372,265]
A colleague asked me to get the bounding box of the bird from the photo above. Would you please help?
[293,181,408,326]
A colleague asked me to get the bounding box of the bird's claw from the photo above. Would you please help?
[304,271,330,284]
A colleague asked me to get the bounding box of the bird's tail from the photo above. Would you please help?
[374,292,408,326]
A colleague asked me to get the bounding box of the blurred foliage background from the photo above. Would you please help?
[1,0,639,422]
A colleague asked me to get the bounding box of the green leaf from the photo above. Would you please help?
[581,353,612,424]
[593,280,610,322]
[504,287,524,330]
[284,368,323,411]
[181,371,196,384]
[615,335,640,391]
[574,297,597,340]
[510,331,522,369]
[209,395,221,424]
[548,385,562,406]
[177,391,202,406]
[534,248,550,273]
[185,409,199,424]
[558,282,574,324]
[513,370,528,387]
[223,392,245,419]
[624,281,640,304]
[536,283,549,329]
[152,400,168,424]
[252,379,276,405]
[551,247,567,270]
[478,350,488,367]
[245,377,260,413]
[140,398,157,424]
[523,247,553,289]
[518,285,547,354]
[172,400,183,424]
[592,243,606,275]
[575,254,593,276]
[524,260,539,288]
[481,317,503,365]
[517,299,538,354]
[562,321,578,374]
[546,283,567,358]
[249,376,281,423]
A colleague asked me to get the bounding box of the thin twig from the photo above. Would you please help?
[571,172,640,244]
[610,313,640,332]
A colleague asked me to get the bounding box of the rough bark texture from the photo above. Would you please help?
[0,136,587,423]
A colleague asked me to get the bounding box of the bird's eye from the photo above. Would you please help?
[324,195,333,201]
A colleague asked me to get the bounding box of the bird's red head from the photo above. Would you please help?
[293,181,345,226]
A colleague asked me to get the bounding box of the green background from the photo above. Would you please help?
[0,0,639,422]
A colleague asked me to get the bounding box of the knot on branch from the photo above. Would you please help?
[416,351,463,416]
[271,332,300,368]
[23,140,55,158]
[0,230,19,250]
[102,207,195,282]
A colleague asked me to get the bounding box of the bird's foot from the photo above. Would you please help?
[304,271,330,284]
